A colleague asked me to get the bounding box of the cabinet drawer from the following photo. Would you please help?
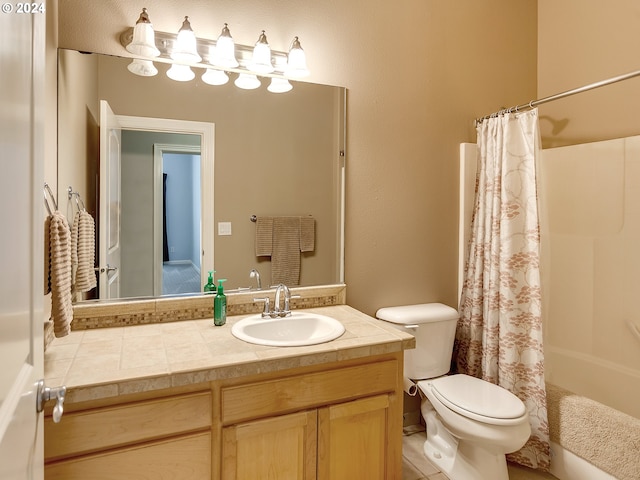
[221,360,398,424]
[45,432,211,480]
[45,391,212,461]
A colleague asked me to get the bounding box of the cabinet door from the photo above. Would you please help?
[222,410,317,480]
[317,395,390,480]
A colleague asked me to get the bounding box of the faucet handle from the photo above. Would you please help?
[284,294,301,313]
[253,297,271,318]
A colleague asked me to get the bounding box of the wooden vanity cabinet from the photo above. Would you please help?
[217,355,403,480]
[44,352,404,480]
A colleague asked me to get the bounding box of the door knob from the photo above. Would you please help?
[36,379,66,423]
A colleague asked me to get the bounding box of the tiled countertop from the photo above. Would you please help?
[45,305,415,405]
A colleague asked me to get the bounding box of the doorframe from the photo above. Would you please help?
[153,144,202,296]
[115,116,214,294]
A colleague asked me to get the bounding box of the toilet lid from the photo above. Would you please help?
[430,375,527,426]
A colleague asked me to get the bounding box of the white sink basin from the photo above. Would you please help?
[231,312,345,347]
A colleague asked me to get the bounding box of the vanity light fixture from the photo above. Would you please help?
[248,31,274,74]
[234,73,261,90]
[127,58,158,76]
[126,8,160,58]
[267,77,293,93]
[202,68,229,86]
[170,16,202,64]
[121,9,308,92]
[285,37,309,78]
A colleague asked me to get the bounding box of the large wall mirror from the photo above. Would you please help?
[58,49,346,302]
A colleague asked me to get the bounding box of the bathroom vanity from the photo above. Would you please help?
[43,300,414,479]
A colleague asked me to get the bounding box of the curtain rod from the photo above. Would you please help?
[476,68,640,125]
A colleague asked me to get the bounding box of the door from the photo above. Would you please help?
[98,101,122,299]
[0,10,45,480]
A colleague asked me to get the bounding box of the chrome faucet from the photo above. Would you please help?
[254,283,300,318]
[249,269,262,290]
[273,284,292,317]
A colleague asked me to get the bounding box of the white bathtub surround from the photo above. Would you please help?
[456,109,551,470]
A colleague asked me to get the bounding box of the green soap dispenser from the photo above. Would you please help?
[214,279,227,326]
[203,271,216,294]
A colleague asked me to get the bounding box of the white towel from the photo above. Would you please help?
[71,210,97,294]
[47,211,73,337]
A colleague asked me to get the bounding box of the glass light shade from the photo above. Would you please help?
[212,23,239,68]
[127,58,158,77]
[234,73,261,90]
[167,64,195,82]
[267,77,293,93]
[171,16,202,64]
[285,37,310,78]
[126,8,160,57]
[249,31,274,74]
[126,8,160,58]
[202,69,229,86]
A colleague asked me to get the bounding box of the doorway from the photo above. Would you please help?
[112,115,214,299]
[160,150,202,295]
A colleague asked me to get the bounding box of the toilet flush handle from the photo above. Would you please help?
[403,324,419,330]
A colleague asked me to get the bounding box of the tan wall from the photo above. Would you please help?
[538,1,640,419]
[538,0,640,148]
[55,0,537,316]
[57,50,99,222]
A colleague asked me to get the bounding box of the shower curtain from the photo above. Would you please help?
[454,109,550,470]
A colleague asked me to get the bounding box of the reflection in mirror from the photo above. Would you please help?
[57,49,346,303]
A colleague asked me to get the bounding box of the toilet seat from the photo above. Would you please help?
[429,374,528,426]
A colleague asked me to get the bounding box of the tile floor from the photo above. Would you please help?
[402,429,558,480]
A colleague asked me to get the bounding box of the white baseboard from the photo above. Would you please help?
[549,441,617,480]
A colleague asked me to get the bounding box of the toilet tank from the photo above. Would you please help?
[376,303,459,380]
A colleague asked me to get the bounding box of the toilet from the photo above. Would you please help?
[376,303,531,480]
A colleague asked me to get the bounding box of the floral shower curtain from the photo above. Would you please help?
[454,109,550,470]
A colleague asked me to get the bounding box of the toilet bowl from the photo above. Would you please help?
[418,374,530,480]
[375,303,531,480]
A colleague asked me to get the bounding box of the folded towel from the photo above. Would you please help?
[255,216,273,257]
[300,217,315,252]
[272,216,301,286]
[47,211,73,337]
[71,210,97,294]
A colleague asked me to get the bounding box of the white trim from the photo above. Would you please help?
[116,116,214,294]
